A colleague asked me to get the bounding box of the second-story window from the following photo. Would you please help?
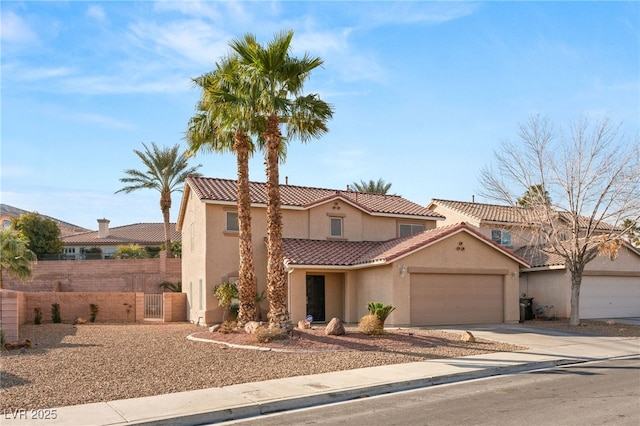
[399,223,424,237]
[226,211,239,232]
[491,229,512,246]
[330,217,343,238]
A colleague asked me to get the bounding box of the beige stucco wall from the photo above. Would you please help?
[520,246,640,319]
[403,232,521,325]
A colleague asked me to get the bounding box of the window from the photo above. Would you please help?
[399,223,424,237]
[226,211,239,232]
[2,220,10,229]
[491,230,512,246]
[330,217,343,237]
[64,248,76,254]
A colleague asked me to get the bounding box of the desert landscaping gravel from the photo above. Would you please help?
[1,319,638,411]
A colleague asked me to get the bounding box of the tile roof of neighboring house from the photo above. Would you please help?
[514,246,567,269]
[429,199,618,231]
[184,177,444,219]
[283,222,529,268]
[61,223,181,245]
[1,203,90,236]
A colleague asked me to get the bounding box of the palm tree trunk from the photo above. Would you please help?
[160,190,174,258]
[265,114,291,331]
[235,132,257,326]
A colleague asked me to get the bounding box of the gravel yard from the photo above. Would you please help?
[1,319,637,411]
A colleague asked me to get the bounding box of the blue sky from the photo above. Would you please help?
[1,1,638,230]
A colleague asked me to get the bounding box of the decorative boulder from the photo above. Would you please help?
[244,321,262,334]
[74,316,87,325]
[208,324,221,332]
[605,319,616,325]
[461,330,476,342]
[325,317,345,336]
[297,320,311,329]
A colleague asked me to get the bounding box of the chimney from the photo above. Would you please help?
[285,176,288,185]
[97,218,110,238]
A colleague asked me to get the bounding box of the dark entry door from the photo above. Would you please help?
[306,275,325,322]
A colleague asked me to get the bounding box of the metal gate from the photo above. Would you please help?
[144,294,163,320]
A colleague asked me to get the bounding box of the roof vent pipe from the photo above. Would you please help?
[97,218,110,238]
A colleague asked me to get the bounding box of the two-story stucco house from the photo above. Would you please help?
[427,199,640,319]
[177,177,529,326]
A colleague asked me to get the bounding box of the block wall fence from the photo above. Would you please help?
[0,290,187,343]
[0,257,181,293]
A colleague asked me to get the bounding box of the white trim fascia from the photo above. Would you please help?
[521,265,566,272]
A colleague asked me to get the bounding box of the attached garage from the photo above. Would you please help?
[580,276,640,319]
[410,273,504,325]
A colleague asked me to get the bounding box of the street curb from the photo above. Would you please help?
[122,358,590,425]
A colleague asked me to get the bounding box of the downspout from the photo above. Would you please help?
[284,260,294,318]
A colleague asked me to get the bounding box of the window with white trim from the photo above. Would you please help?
[491,229,512,246]
[226,211,239,232]
[399,223,424,237]
[330,217,343,238]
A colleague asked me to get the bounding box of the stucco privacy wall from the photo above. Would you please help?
[1,258,181,293]
[1,292,187,342]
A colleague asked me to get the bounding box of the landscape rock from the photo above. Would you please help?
[244,321,262,334]
[605,319,616,325]
[297,320,311,329]
[208,324,221,332]
[74,316,87,325]
[325,317,346,336]
[461,330,476,342]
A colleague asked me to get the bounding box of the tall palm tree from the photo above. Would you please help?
[0,228,37,289]
[186,56,261,325]
[230,30,334,331]
[116,142,201,258]
[352,178,393,194]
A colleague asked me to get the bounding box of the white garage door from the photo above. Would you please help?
[410,274,504,325]
[580,276,640,319]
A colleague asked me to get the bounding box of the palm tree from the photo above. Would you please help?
[352,178,393,194]
[186,56,261,325]
[116,142,201,258]
[230,30,333,331]
[0,228,37,289]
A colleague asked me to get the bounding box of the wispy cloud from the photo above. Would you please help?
[86,5,108,23]
[0,11,38,44]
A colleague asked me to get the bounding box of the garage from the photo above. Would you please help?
[580,276,640,319]
[410,273,504,325]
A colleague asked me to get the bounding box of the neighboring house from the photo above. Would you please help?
[177,177,529,326]
[61,219,181,259]
[427,199,640,319]
[0,203,90,236]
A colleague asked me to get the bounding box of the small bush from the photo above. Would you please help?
[358,314,385,335]
[34,307,43,325]
[218,321,237,334]
[158,281,182,292]
[89,304,99,323]
[0,326,4,345]
[51,304,62,323]
[254,326,288,343]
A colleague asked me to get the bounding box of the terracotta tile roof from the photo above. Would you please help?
[1,203,90,236]
[283,223,529,268]
[515,246,566,269]
[429,199,530,224]
[61,223,180,245]
[429,199,618,231]
[186,177,444,219]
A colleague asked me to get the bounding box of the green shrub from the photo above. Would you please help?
[51,303,61,323]
[0,326,4,345]
[89,304,99,323]
[34,307,43,325]
[254,326,288,343]
[158,281,182,292]
[113,244,148,259]
[358,314,385,335]
[214,283,238,321]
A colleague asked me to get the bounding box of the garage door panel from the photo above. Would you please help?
[580,277,640,318]
[410,274,503,325]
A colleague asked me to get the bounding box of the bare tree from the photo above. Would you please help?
[479,115,640,326]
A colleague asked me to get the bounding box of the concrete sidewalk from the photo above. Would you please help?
[3,324,639,426]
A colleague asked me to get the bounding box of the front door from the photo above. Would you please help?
[306,275,325,322]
